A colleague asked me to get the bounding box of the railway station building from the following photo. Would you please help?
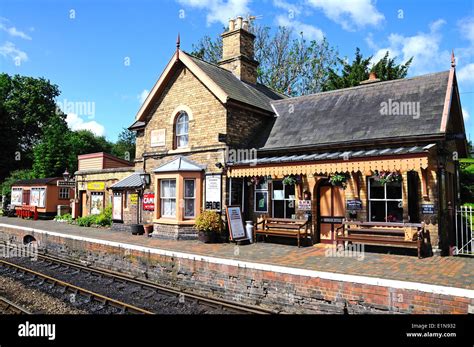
[126,16,467,255]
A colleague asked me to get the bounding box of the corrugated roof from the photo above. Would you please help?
[263,71,450,150]
[184,52,285,113]
[110,173,143,190]
[228,144,435,166]
[154,156,206,173]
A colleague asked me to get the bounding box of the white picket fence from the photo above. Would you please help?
[455,205,474,256]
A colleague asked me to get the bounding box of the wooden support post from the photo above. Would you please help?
[420,168,429,200]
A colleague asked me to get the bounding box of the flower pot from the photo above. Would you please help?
[198,231,217,243]
[131,224,144,235]
[144,224,154,237]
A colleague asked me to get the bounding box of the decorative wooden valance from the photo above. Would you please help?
[227,156,429,178]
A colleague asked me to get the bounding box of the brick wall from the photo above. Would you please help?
[1,225,471,314]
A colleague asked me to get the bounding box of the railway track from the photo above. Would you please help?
[0,295,31,314]
[0,259,153,314]
[0,250,275,314]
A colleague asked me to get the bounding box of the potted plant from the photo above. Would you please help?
[329,173,349,189]
[283,174,302,186]
[195,210,223,243]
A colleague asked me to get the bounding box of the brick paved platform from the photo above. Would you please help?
[1,217,473,291]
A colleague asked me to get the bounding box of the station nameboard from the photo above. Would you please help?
[57,181,75,188]
[225,206,247,241]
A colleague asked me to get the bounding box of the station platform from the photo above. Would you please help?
[1,217,472,291]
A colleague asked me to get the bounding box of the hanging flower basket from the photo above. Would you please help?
[374,170,402,185]
[329,173,349,189]
[282,175,302,186]
[248,176,263,186]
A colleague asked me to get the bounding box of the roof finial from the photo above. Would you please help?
[451,49,456,68]
[176,33,180,60]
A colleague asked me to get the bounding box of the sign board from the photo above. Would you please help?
[57,181,76,188]
[130,194,138,205]
[112,193,122,221]
[346,199,363,211]
[205,175,221,211]
[150,129,166,147]
[87,182,105,191]
[320,217,344,224]
[422,204,435,214]
[143,193,155,211]
[225,206,247,241]
[298,200,312,211]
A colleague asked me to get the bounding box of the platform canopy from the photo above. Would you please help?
[227,145,433,178]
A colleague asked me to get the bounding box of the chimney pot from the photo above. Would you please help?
[242,19,249,31]
[369,72,377,80]
[236,16,243,29]
[229,19,235,31]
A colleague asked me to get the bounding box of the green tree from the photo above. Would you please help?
[0,74,62,181]
[323,48,413,91]
[111,128,136,162]
[192,25,339,96]
[0,169,36,201]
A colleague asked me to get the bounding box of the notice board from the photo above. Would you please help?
[225,206,247,241]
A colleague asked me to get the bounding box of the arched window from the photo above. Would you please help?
[175,111,189,148]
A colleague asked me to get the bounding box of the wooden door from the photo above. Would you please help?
[80,191,88,217]
[318,181,345,244]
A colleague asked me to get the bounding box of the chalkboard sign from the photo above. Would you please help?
[225,206,247,241]
[346,199,362,211]
[422,204,435,214]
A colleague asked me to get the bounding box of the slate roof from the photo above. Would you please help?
[184,52,285,113]
[263,71,450,150]
[228,144,435,166]
[154,156,206,173]
[110,173,144,190]
[12,178,60,186]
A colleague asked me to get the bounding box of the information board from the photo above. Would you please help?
[225,206,247,241]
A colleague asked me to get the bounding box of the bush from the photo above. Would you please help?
[54,213,73,223]
[75,206,112,228]
[195,210,223,233]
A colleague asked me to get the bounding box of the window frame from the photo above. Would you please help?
[254,180,269,213]
[160,179,177,218]
[58,187,70,200]
[184,179,196,219]
[368,177,403,223]
[271,181,296,219]
[175,111,189,149]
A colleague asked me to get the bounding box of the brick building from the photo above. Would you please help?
[128,16,467,255]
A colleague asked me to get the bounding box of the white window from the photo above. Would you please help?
[254,179,268,213]
[368,178,403,223]
[184,179,196,218]
[175,111,189,148]
[11,188,23,206]
[272,181,296,219]
[30,188,46,208]
[59,188,70,200]
[160,179,176,217]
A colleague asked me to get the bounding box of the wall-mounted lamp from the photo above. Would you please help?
[140,173,151,187]
[215,162,223,169]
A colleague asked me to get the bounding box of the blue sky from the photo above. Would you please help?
[1,0,473,142]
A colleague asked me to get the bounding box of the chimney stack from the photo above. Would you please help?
[218,16,259,84]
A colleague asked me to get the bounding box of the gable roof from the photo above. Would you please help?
[12,178,60,186]
[133,50,284,124]
[262,71,455,151]
[153,156,206,173]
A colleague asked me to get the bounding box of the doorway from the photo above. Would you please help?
[317,180,345,244]
[80,191,87,217]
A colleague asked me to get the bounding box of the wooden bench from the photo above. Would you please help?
[15,205,38,221]
[336,221,425,258]
[255,217,311,248]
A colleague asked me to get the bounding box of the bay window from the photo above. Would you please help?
[160,179,176,218]
[184,179,195,218]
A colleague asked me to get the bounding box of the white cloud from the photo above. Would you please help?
[0,20,32,40]
[138,89,150,103]
[458,16,474,44]
[66,113,105,136]
[177,0,251,26]
[368,19,449,75]
[306,0,384,31]
[463,108,470,121]
[0,41,28,64]
[276,14,324,41]
[458,63,474,83]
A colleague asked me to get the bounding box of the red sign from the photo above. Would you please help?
[143,193,155,211]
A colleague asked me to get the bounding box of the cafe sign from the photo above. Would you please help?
[143,193,155,211]
[87,182,105,191]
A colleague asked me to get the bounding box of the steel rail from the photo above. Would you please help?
[36,253,275,314]
[0,295,31,314]
[0,259,153,315]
